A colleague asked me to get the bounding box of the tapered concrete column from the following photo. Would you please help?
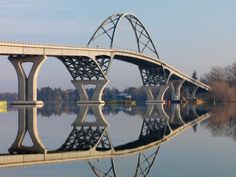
[9,55,46,105]
[143,85,169,103]
[184,88,191,98]
[8,106,46,154]
[72,104,108,127]
[185,86,199,99]
[72,80,109,104]
[169,80,185,102]
[169,104,185,128]
[186,104,199,118]
[144,103,169,120]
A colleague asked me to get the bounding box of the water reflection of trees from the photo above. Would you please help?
[202,104,236,140]
[37,103,146,117]
[38,103,78,117]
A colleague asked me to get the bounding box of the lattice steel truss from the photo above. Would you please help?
[95,55,112,75]
[58,126,108,151]
[139,67,166,86]
[96,131,112,151]
[88,13,160,59]
[140,118,169,139]
[58,56,106,80]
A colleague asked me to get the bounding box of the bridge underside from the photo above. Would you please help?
[3,53,209,105]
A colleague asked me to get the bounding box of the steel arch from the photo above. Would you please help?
[87,13,160,59]
[88,147,160,177]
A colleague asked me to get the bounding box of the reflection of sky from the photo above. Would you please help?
[105,112,143,146]
[0,111,18,153]
[0,105,235,177]
[155,127,236,177]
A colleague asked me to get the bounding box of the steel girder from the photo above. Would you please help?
[58,56,109,80]
[87,13,160,59]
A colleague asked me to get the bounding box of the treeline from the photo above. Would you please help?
[38,87,148,102]
[0,87,148,102]
[38,87,79,102]
[201,62,236,102]
[201,104,236,141]
[0,92,17,102]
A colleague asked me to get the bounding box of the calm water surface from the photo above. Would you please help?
[0,103,235,177]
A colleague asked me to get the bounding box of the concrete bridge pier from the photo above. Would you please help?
[144,103,169,120]
[186,104,199,118]
[8,55,46,105]
[169,80,185,103]
[8,106,46,154]
[185,86,199,100]
[169,104,185,129]
[72,104,108,127]
[144,85,169,103]
[72,104,111,151]
[72,80,109,104]
[58,104,111,152]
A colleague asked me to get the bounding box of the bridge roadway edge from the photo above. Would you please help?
[0,42,211,92]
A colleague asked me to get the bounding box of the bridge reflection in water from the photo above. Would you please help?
[0,103,210,176]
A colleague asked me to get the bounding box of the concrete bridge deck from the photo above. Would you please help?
[0,41,210,91]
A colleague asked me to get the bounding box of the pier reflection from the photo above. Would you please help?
[8,105,46,154]
[57,105,111,152]
[88,103,210,177]
[0,103,210,173]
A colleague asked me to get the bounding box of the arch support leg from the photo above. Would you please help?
[169,104,185,130]
[185,86,199,100]
[186,104,199,118]
[169,80,184,103]
[72,104,108,127]
[144,103,169,120]
[72,80,109,104]
[144,85,169,103]
[8,55,46,105]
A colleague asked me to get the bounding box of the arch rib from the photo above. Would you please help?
[87,13,160,59]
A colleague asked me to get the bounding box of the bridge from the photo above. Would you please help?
[0,103,210,169]
[0,13,211,105]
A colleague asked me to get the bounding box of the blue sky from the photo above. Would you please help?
[0,0,235,91]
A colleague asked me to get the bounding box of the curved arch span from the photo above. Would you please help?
[87,13,160,59]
